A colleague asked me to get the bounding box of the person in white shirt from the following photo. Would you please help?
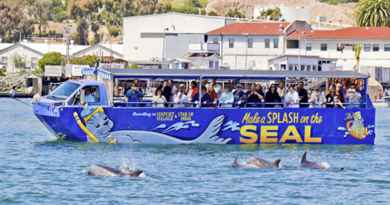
[152,87,167,108]
[309,87,326,108]
[284,84,299,108]
[219,86,234,107]
[173,84,189,107]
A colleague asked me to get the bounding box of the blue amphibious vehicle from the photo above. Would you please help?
[33,68,375,144]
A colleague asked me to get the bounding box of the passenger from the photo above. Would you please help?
[219,86,234,107]
[212,79,222,96]
[152,87,166,108]
[189,81,199,106]
[233,84,246,107]
[277,81,285,105]
[174,84,189,107]
[325,87,335,108]
[335,94,345,108]
[284,84,299,108]
[126,83,143,107]
[255,84,265,97]
[297,81,309,108]
[85,88,98,104]
[346,84,361,108]
[9,86,16,98]
[201,86,213,107]
[208,83,218,103]
[335,82,345,103]
[162,80,173,106]
[309,87,325,108]
[265,84,282,107]
[247,84,263,107]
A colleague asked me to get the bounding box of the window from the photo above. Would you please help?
[212,38,218,44]
[306,43,312,51]
[385,44,390,52]
[306,65,311,71]
[1,56,7,64]
[48,82,80,100]
[300,65,305,71]
[287,40,299,49]
[247,38,253,48]
[364,44,371,52]
[288,64,293,71]
[209,61,214,69]
[228,38,234,48]
[265,39,270,48]
[320,43,327,51]
[281,64,286,70]
[373,44,380,52]
[273,38,279,48]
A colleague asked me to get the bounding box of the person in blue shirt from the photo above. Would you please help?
[126,83,143,107]
[84,88,98,104]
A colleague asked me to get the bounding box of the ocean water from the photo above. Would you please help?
[1,98,390,205]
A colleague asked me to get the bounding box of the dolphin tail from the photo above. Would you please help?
[301,151,308,164]
[273,159,281,168]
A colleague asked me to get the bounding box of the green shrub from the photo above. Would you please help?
[70,55,98,67]
[36,52,64,74]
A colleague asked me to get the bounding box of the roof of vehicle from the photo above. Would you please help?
[99,68,368,80]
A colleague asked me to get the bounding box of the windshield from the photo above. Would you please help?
[48,82,80,100]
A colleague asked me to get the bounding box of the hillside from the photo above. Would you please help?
[206,0,357,26]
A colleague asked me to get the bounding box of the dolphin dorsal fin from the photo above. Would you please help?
[273,159,281,168]
[301,152,308,164]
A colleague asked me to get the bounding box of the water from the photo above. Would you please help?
[1,98,390,205]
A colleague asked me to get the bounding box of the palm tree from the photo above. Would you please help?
[356,0,390,27]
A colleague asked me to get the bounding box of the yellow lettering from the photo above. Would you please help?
[280,125,303,143]
[240,125,258,144]
[304,126,322,143]
[261,126,278,143]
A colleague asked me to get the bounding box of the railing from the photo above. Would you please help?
[112,101,367,109]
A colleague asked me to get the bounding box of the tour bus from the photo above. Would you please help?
[33,68,375,144]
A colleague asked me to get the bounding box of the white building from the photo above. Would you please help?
[122,12,235,63]
[268,55,337,71]
[207,22,288,69]
[206,21,390,73]
[0,42,123,73]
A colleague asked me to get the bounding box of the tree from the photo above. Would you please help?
[260,7,282,21]
[26,0,51,36]
[356,0,390,27]
[36,52,64,74]
[207,11,218,16]
[225,8,245,18]
[70,55,98,67]
[0,2,33,42]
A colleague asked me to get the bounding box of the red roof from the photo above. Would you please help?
[288,27,390,40]
[207,22,289,36]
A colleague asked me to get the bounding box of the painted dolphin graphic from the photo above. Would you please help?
[109,115,230,144]
[232,156,281,169]
[300,152,330,170]
[87,164,145,177]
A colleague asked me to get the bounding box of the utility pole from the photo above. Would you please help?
[64,22,72,65]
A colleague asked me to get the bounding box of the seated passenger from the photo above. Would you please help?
[335,94,345,109]
[284,85,299,108]
[297,81,309,108]
[84,88,98,104]
[265,84,282,107]
[152,87,167,108]
[201,86,213,107]
[174,84,188,107]
[246,84,263,107]
[162,80,173,105]
[346,85,361,108]
[309,87,325,108]
[126,83,144,107]
[219,86,234,107]
[233,84,246,107]
[325,87,335,108]
[189,81,199,106]
[208,83,218,104]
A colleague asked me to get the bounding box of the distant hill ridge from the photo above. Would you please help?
[207,0,357,26]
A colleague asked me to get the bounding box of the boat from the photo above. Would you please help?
[33,68,376,144]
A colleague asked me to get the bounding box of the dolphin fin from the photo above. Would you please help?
[301,151,308,164]
[232,157,240,168]
[273,159,281,168]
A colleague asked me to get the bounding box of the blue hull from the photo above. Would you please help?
[33,104,376,144]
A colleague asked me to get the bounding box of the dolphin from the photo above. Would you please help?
[233,156,281,169]
[300,152,330,170]
[87,164,145,177]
